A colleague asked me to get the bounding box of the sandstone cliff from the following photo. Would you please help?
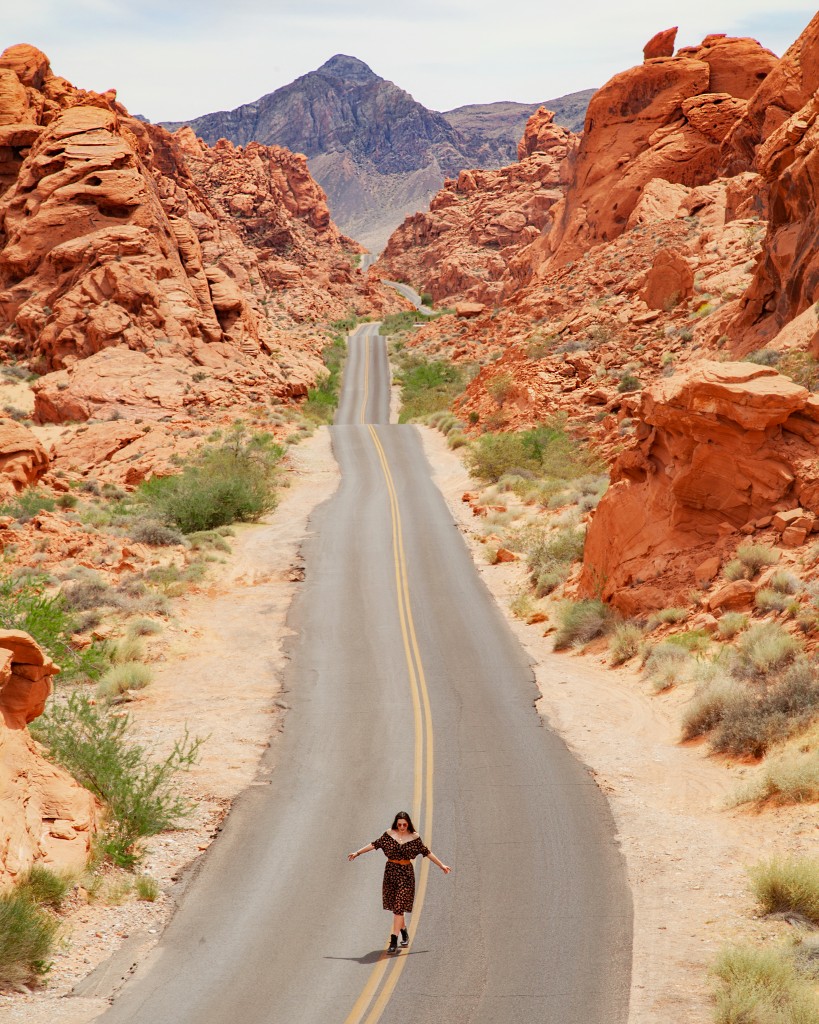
[0,44,381,426]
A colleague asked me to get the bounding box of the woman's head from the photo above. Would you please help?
[391,811,416,833]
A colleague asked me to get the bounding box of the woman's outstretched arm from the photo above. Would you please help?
[348,843,375,861]
[426,851,451,873]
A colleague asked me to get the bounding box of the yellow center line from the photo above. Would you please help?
[341,421,435,1024]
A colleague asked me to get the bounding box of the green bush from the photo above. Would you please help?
[0,487,56,522]
[0,889,58,987]
[711,944,819,1024]
[135,875,160,902]
[33,693,202,868]
[609,622,644,665]
[18,866,72,910]
[749,857,819,925]
[0,573,108,680]
[396,358,467,422]
[466,418,598,484]
[302,334,347,424]
[138,428,283,534]
[553,599,614,650]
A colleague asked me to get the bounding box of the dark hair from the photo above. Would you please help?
[391,811,416,833]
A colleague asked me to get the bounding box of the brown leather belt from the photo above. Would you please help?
[388,859,412,865]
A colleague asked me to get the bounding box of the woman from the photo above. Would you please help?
[348,811,451,954]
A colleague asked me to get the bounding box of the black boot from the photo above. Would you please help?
[388,934,398,954]
[400,928,409,947]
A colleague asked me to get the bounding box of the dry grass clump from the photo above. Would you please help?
[646,606,689,629]
[711,944,819,1024]
[736,748,819,806]
[681,677,747,741]
[718,612,748,640]
[526,526,585,597]
[755,587,794,613]
[96,662,153,702]
[609,622,644,665]
[749,857,819,925]
[724,544,780,581]
[643,642,692,692]
[553,599,614,650]
[731,623,801,680]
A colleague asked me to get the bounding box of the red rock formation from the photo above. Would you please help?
[543,34,777,268]
[0,630,97,885]
[0,44,379,423]
[0,418,48,496]
[579,362,819,614]
[644,28,677,61]
[375,109,578,303]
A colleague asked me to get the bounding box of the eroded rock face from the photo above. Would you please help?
[544,34,777,267]
[0,44,372,422]
[0,630,97,885]
[579,362,819,614]
[0,418,48,496]
[375,109,578,303]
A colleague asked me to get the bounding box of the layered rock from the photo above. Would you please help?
[0,418,48,496]
[0,630,97,885]
[579,362,819,614]
[0,44,377,424]
[376,109,578,303]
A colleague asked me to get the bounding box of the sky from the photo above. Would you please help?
[2,2,814,123]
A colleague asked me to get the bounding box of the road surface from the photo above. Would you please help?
[97,322,632,1024]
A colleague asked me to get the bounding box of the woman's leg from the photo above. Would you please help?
[392,913,404,936]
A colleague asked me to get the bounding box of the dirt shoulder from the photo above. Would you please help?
[2,428,340,1024]
[418,424,819,1024]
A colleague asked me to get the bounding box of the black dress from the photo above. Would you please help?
[372,832,430,913]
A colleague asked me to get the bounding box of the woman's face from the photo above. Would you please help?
[395,819,409,833]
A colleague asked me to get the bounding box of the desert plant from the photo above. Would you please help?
[96,662,153,701]
[33,693,202,868]
[681,677,747,740]
[128,519,185,546]
[718,613,748,640]
[736,543,780,578]
[755,587,792,613]
[769,571,801,595]
[135,875,160,902]
[0,486,56,522]
[646,606,689,629]
[711,944,819,1024]
[138,427,283,534]
[126,618,163,638]
[643,643,692,692]
[731,623,801,679]
[18,866,72,910]
[553,599,613,650]
[395,357,467,422]
[0,889,59,987]
[749,857,819,925]
[616,373,641,393]
[737,748,819,806]
[609,622,644,665]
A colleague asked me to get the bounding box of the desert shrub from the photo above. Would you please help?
[18,866,72,910]
[126,618,162,638]
[135,875,160,902]
[487,372,513,405]
[681,677,747,740]
[723,559,746,582]
[736,543,780,578]
[302,333,348,423]
[553,599,613,650]
[0,573,107,680]
[737,749,819,806]
[465,417,597,483]
[770,571,801,595]
[0,486,56,523]
[609,622,644,665]
[187,530,231,552]
[61,572,117,611]
[396,358,466,422]
[755,587,792,613]
[138,428,283,533]
[731,623,801,679]
[96,662,153,701]
[32,693,202,867]
[110,636,145,664]
[778,351,819,391]
[711,944,819,1024]
[509,590,536,620]
[664,629,711,654]
[713,660,819,757]
[447,431,468,449]
[646,606,688,629]
[749,857,819,925]
[643,643,692,691]
[0,889,58,987]
[616,373,641,393]
[718,613,748,640]
[128,519,185,547]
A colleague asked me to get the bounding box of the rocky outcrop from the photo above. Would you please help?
[162,55,594,252]
[0,630,97,885]
[0,419,48,496]
[543,34,777,268]
[376,109,578,303]
[0,44,376,424]
[579,362,819,614]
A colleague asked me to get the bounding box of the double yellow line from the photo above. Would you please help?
[342,336,435,1024]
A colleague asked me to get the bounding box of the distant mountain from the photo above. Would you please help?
[161,56,594,252]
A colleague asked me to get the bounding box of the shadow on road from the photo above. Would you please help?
[324,949,430,965]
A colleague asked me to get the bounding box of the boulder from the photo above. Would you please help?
[644,28,678,61]
[0,419,49,496]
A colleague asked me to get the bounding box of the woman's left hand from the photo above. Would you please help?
[441,864,452,874]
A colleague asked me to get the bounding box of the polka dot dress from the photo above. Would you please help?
[372,832,430,913]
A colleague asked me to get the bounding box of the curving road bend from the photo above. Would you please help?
[96,323,632,1024]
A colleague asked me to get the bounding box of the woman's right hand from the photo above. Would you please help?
[347,852,357,861]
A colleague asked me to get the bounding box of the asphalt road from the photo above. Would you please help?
[97,324,632,1024]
